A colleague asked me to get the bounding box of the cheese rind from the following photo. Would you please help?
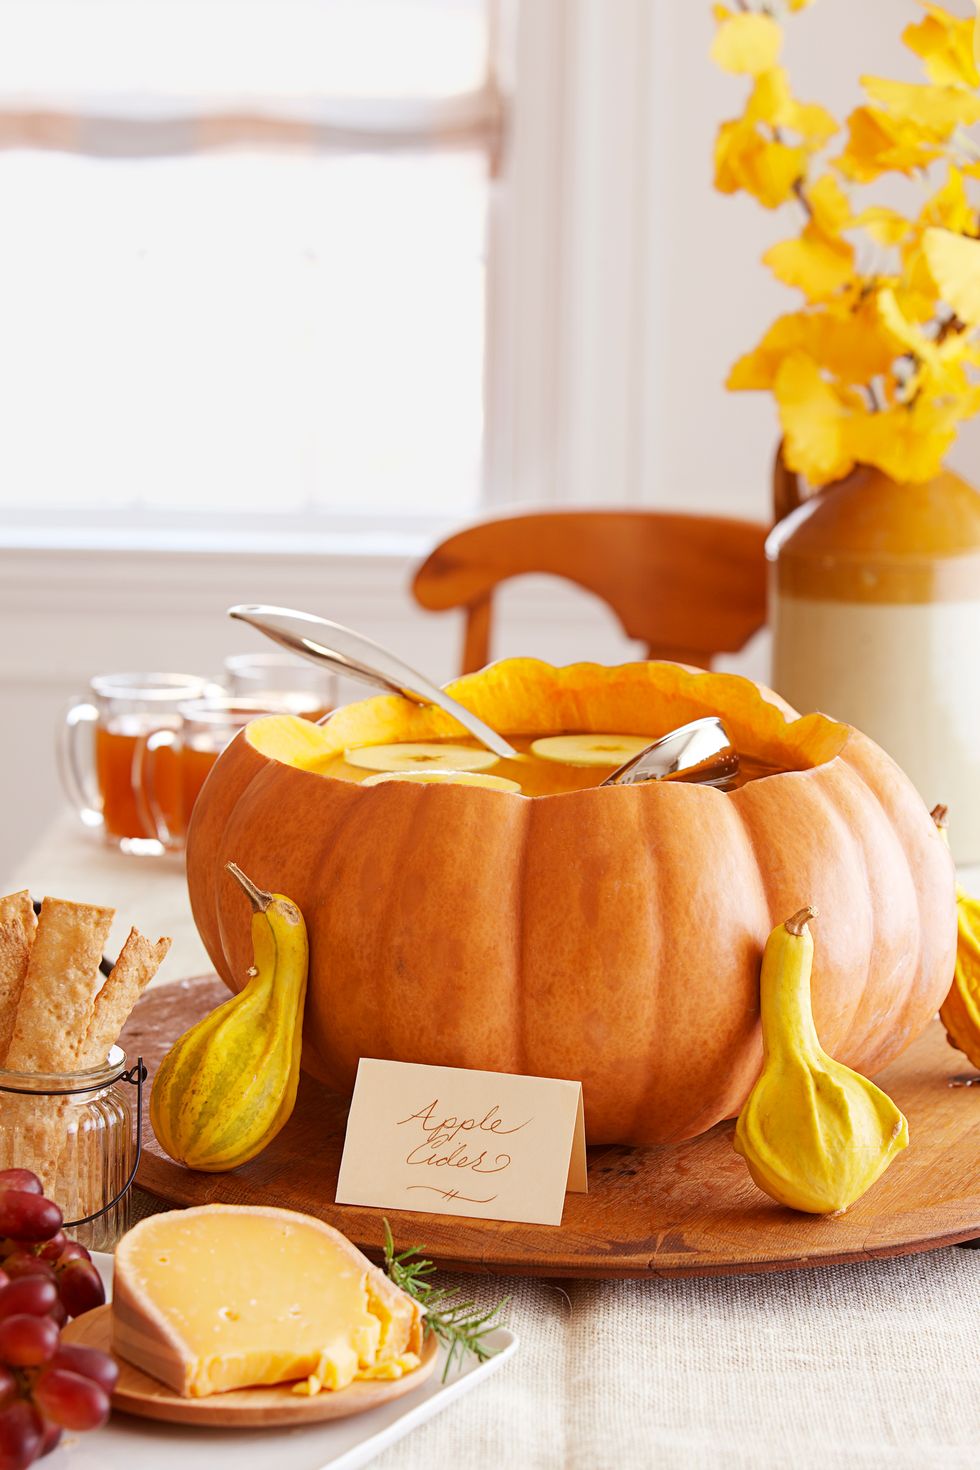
[111,1204,423,1398]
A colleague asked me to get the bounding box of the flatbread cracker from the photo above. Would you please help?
[5,898,114,1072]
[0,890,36,1065]
[81,928,170,1067]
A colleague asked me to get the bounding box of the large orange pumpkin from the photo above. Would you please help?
[185,659,956,1145]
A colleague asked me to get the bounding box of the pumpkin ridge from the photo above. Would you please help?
[293,778,395,1083]
[822,760,899,1062]
[725,792,776,1107]
[803,768,877,1051]
[512,795,533,1082]
[626,796,669,1139]
[841,739,927,1058]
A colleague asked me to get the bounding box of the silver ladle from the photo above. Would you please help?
[228,604,739,789]
[227,604,520,760]
[600,716,738,789]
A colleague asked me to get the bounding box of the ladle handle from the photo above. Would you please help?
[227,605,518,761]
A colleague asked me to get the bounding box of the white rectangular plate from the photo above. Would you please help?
[47,1253,517,1470]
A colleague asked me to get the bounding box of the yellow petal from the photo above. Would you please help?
[837,105,945,181]
[807,174,851,236]
[855,205,913,246]
[728,304,902,391]
[792,100,839,146]
[746,66,795,128]
[746,68,837,146]
[920,167,975,233]
[711,13,783,76]
[728,316,809,391]
[860,76,980,137]
[715,119,807,209]
[902,6,979,88]
[764,226,855,302]
[848,402,959,484]
[875,287,928,358]
[773,354,857,486]
[922,228,980,326]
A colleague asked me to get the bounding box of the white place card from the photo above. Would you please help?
[336,1058,588,1226]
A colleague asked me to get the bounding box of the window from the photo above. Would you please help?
[0,1,497,527]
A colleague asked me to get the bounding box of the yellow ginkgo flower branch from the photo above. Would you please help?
[713,0,980,487]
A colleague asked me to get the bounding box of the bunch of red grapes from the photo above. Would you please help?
[0,1169,117,1470]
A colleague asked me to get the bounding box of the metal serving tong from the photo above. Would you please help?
[600,716,738,789]
[228,604,519,759]
[227,604,739,789]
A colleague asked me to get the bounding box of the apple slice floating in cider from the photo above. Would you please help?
[529,734,652,767]
[342,742,499,774]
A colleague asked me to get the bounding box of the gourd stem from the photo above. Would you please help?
[761,908,822,1059]
[785,905,816,938]
[226,862,273,913]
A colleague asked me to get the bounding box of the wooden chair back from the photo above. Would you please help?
[412,510,769,674]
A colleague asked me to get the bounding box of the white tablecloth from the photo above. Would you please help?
[6,816,980,1470]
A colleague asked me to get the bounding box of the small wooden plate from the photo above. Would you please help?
[61,1306,438,1428]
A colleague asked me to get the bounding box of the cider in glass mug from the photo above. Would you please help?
[58,673,214,855]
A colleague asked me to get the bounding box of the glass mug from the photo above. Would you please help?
[223,651,336,720]
[137,695,301,850]
[58,673,214,855]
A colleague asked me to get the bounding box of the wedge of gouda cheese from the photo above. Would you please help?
[112,1204,423,1397]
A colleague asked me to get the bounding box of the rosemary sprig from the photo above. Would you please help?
[382,1220,508,1381]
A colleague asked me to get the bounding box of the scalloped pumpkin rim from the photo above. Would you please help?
[242,657,851,796]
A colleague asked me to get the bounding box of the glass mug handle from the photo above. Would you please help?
[57,700,103,828]
[134,727,181,850]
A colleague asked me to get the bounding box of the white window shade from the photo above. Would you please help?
[0,0,493,528]
[0,0,491,109]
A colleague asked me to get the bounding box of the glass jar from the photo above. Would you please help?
[0,1046,143,1250]
[768,464,980,863]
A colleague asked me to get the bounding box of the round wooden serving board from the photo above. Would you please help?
[63,1305,438,1428]
[124,976,980,1281]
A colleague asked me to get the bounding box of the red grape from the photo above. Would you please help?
[55,1261,104,1319]
[49,1344,118,1395]
[0,1280,57,1322]
[0,1315,59,1368]
[0,1400,43,1470]
[0,1275,7,1294]
[1,1260,53,1287]
[0,1175,41,1198]
[37,1423,61,1459]
[54,1242,89,1265]
[0,1367,15,1411]
[45,1299,66,1332]
[32,1236,65,1266]
[0,1196,60,1246]
[34,1369,110,1433]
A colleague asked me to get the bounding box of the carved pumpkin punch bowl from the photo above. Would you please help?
[185,659,955,1146]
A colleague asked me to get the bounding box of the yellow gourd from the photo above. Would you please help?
[150,863,308,1172]
[932,806,980,1071]
[734,906,909,1215]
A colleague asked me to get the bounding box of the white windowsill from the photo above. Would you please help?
[0,520,438,560]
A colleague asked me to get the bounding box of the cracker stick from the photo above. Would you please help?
[5,898,114,1072]
[81,928,171,1067]
[0,890,36,1066]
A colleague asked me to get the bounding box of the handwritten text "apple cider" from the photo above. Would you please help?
[397,1100,532,1175]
